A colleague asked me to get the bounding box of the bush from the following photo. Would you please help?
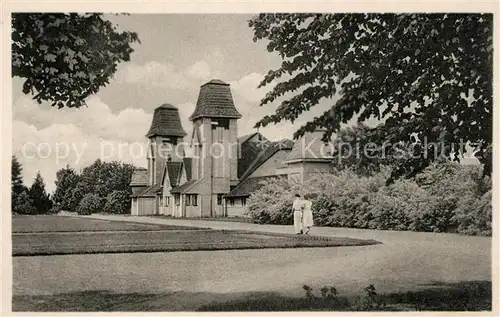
[103,190,131,214]
[48,204,62,214]
[246,177,298,224]
[312,170,386,228]
[76,193,103,215]
[455,190,492,236]
[245,161,491,236]
[13,191,37,215]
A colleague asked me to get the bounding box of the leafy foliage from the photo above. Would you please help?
[52,165,81,210]
[12,13,140,108]
[103,190,131,214]
[13,191,37,215]
[249,13,493,180]
[455,190,492,236]
[77,193,103,215]
[28,172,53,214]
[246,177,301,224]
[69,181,93,212]
[246,161,491,235]
[63,159,134,213]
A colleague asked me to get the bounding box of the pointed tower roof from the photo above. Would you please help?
[189,79,242,121]
[146,103,187,138]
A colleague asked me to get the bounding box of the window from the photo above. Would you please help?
[217,194,224,205]
[191,194,198,206]
[211,118,230,129]
[165,196,170,207]
[174,194,180,206]
[162,138,178,145]
[185,194,191,206]
[242,197,247,206]
[228,198,234,206]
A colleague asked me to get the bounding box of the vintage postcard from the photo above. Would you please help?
[2,1,498,315]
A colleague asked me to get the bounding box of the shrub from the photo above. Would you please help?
[13,191,37,215]
[48,204,62,214]
[76,193,103,215]
[455,190,492,236]
[246,177,298,224]
[245,160,491,236]
[103,190,131,214]
[308,170,385,228]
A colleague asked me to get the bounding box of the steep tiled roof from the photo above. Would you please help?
[239,139,294,180]
[146,104,187,138]
[131,183,161,198]
[189,79,242,120]
[183,157,192,181]
[237,132,269,178]
[130,168,148,186]
[166,161,182,187]
[226,175,283,198]
[170,179,198,194]
[286,130,334,163]
[237,132,259,145]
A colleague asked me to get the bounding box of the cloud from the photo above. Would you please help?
[12,94,201,193]
[113,61,190,90]
[13,119,150,193]
[230,72,268,104]
[229,72,336,142]
[12,96,154,192]
[113,59,213,89]
[187,60,211,80]
[13,95,151,144]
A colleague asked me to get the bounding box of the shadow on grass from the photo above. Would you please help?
[199,280,492,312]
[13,281,491,312]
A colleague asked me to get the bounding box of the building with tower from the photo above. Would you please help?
[130,79,334,217]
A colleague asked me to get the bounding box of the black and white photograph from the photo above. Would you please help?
[3,2,498,313]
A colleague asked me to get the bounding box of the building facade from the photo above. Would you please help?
[130,79,333,217]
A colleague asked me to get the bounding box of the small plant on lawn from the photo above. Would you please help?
[301,284,349,310]
[356,284,387,311]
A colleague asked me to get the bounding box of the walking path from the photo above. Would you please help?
[75,213,489,246]
[14,213,491,310]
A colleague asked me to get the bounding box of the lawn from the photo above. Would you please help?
[12,215,204,233]
[12,280,491,311]
[12,215,379,256]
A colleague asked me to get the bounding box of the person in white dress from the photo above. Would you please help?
[302,193,314,234]
[292,193,303,234]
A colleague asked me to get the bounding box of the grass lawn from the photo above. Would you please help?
[12,215,379,256]
[149,214,253,223]
[13,280,491,311]
[198,281,492,312]
[12,215,205,233]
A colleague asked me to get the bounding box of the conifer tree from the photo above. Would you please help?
[11,156,26,212]
[28,172,53,214]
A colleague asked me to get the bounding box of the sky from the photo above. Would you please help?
[12,14,339,192]
[12,13,479,193]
